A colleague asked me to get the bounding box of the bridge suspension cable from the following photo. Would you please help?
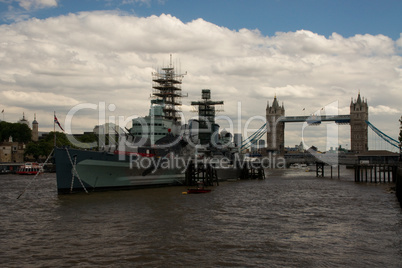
[240,123,267,151]
[366,120,400,149]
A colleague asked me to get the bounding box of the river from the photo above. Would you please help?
[1,167,401,267]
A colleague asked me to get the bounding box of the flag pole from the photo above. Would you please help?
[54,111,56,147]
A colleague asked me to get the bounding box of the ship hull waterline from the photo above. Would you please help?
[55,147,186,194]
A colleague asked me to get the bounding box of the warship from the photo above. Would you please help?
[55,59,241,193]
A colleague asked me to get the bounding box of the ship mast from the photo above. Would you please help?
[191,89,224,145]
[152,55,187,123]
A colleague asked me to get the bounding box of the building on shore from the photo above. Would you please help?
[0,113,39,162]
[233,133,242,148]
[0,136,25,162]
[32,114,39,142]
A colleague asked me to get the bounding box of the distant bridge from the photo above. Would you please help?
[240,114,352,152]
[240,119,400,153]
[279,115,350,124]
[240,93,400,154]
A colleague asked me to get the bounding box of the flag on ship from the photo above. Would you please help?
[54,114,64,132]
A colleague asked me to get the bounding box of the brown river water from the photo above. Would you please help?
[1,167,401,267]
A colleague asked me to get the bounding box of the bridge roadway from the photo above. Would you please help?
[279,114,351,124]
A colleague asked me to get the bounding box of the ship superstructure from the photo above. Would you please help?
[152,55,187,122]
[129,99,177,146]
[191,89,223,145]
[129,56,187,146]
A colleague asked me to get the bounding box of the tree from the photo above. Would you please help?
[43,131,74,148]
[25,142,45,161]
[0,121,31,143]
[24,131,101,161]
[11,123,32,142]
[75,132,98,149]
[399,116,402,146]
[399,116,402,158]
[24,132,74,160]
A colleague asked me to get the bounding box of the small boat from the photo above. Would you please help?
[16,163,42,175]
[183,181,212,194]
[186,188,212,194]
[290,163,310,172]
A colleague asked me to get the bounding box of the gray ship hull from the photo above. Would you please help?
[54,147,185,194]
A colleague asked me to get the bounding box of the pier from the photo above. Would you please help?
[184,157,266,186]
[313,161,398,183]
[184,161,218,186]
[239,159,266,180]
[0,163,24,173]
[354,164,397,183]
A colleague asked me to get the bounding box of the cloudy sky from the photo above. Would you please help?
[0,0,401,151]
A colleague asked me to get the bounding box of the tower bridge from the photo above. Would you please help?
[279,114,351,124]
[265,93,368,155]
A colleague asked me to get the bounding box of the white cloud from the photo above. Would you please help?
[0,90,80,108]
[17,0,58,10]
[0,12,401,149]
[370,105,400,115]
[121,0,152,6]
[0,0,58,22]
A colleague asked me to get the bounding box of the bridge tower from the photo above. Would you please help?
[266,96,285,155]
[350,92,368,153]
